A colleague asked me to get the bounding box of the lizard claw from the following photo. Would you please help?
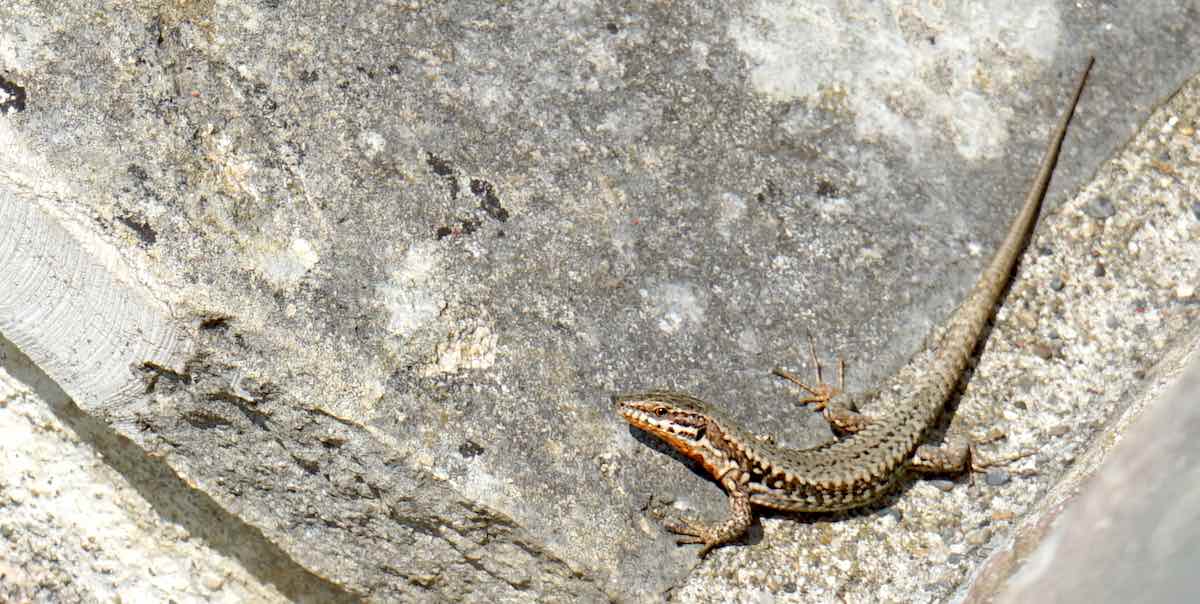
[773,334,846,410]
[664,517,703,538]
[664,518,720,556]
[772,367,838,409]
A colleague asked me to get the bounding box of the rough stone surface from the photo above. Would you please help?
[980,346,1200,604]
[967,58,1200,604]
[0,340,295,604]
[1,1,1199,602]
[0,187,192,420]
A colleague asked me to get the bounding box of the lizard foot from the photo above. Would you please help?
[773,335,870,433]
[771,334,843,409]
[664,518,723,557]
[663,489,753,557]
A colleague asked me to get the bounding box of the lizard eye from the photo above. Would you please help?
[654,406,667,417]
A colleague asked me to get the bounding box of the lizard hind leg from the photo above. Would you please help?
[772,336,870,434]
[909,436,971,474]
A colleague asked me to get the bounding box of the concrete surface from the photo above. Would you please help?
[967,61,1200,604]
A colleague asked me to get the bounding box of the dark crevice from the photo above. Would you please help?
[0,74,27,113]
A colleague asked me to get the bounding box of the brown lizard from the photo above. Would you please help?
[615,57,1094,556]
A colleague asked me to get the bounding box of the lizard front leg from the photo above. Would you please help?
[665,473,753,557]
[773,336,873,434]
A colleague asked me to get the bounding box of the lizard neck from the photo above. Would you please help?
[655,410,750,486]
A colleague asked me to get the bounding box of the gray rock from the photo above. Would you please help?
[1085,195,1117,219]
[2,1,1199,602]
[984,468,1011,486]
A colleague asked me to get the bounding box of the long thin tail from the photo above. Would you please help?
[928,57,1094,399]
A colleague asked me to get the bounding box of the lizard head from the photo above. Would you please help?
[613,390,712,448]
[614,391,743,482]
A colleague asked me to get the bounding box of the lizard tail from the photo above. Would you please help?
[929,57,1094,401]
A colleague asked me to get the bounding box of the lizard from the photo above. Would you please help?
[614,57,1094,557]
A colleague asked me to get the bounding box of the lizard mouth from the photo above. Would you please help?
[615,405,704,444]
[611,391,708,443]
